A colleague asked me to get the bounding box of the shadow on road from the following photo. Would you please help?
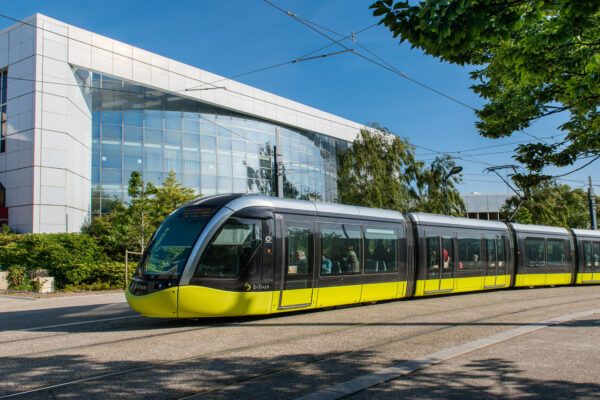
[1,351,600,400]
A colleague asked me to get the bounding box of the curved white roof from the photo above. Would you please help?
[509,222,569,236]
[408,213,508,231]
[224,194,405,222]
[571,228,600,239]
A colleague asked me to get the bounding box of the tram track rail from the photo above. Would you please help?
[171,295,600,399]
[1,290,598,399]
[0,289,582,357]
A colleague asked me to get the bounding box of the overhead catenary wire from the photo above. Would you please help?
[0,12,544,162]
[185,23,377,91]
[0,13,363,132]
[262,0,477,112]
[1,14,594,182]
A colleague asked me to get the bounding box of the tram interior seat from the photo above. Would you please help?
[365,260,387,272]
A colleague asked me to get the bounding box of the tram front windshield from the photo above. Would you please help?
[136,205,216,280]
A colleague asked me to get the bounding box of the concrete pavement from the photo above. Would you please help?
[0,285,599,399]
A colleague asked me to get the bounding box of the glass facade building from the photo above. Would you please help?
[91,73,349,215]
[0,13,363,233]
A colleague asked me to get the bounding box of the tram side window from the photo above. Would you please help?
[442,237,453,271]
[458,237,481,269]
[286,225,312,276]
[320,224,362,275]
[583,242,592,268]
[486,238,496,267]
[194,218,261,278]
[525,238,545,268]
[594,242,600,269]
[364,227,398,273]
[547,239,567,267]
[427,237,439,272]
[497,237,506,272]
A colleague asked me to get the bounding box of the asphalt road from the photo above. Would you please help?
[1,285,599,399]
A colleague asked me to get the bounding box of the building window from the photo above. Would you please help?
[88,71,346,215]
[0,69,7,153]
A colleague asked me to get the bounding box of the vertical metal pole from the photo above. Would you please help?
[125,250,128,288]
[275,127,283,198]
[444,178,449,215]
[589,176,597,230]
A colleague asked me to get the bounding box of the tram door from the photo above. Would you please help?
[485,237,498,287]
[485,236,507,287]
[425,235,454,293]
[583,242,600,282]
[279,221,315,308]
[594,243,600,282]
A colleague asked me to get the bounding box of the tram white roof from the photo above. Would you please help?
[408,213,508,231]
[571,228,600,239]
[223,195,405,222]
[509,222,569,236]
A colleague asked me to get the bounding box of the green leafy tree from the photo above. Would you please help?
[337,125,420,211]
[337,125,464,213]
[127,171,157,253]
[500,182,591,228]
[83,171,198,256]
[148,171,197,229]
[81,204,137,260]
[371,0,600,185]
[414,155,465,216]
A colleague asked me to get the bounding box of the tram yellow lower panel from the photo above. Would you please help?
[125,288,179,318]
[177,285,273,318]
[514,273,572,287]
[576,273,600,284]
[415,276,510,297]
[545,273,572,285]
[280,288,314,307]
[316,284,362,307]
[455,276,484,291]
[360,282,398,302]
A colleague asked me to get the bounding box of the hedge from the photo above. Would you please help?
[0,233,134,290]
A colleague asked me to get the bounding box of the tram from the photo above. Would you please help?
[125,194,600,318]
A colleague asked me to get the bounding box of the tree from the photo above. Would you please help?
[83,171,198,255]
[414,155,465,216]
[127,171,157,253]
[337,125,420,211]
[148,171,197,229]
[337,125,464,213]
[371,0,600,186]
[499,181,591,228]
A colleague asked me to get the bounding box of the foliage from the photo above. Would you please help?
[337,125,464,213]
[81,203,136,261]
[371,0,600,184]
[7,265,35,291]
[83,171,197,255]
[338,125,419,210]
[126,171,158,253]
[148,171,197,229]
[0,233,134,290]
[0,224,12,235]
[414,155,465,215]
[499,182,596,228]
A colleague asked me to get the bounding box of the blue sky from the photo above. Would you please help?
[1,0,598,194]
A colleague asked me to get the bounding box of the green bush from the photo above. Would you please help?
[0,233,134,290]
[7,265,35,291]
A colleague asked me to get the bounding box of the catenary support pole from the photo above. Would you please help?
[589,176,597,230]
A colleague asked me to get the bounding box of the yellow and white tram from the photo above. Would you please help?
[126,194,600,318]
